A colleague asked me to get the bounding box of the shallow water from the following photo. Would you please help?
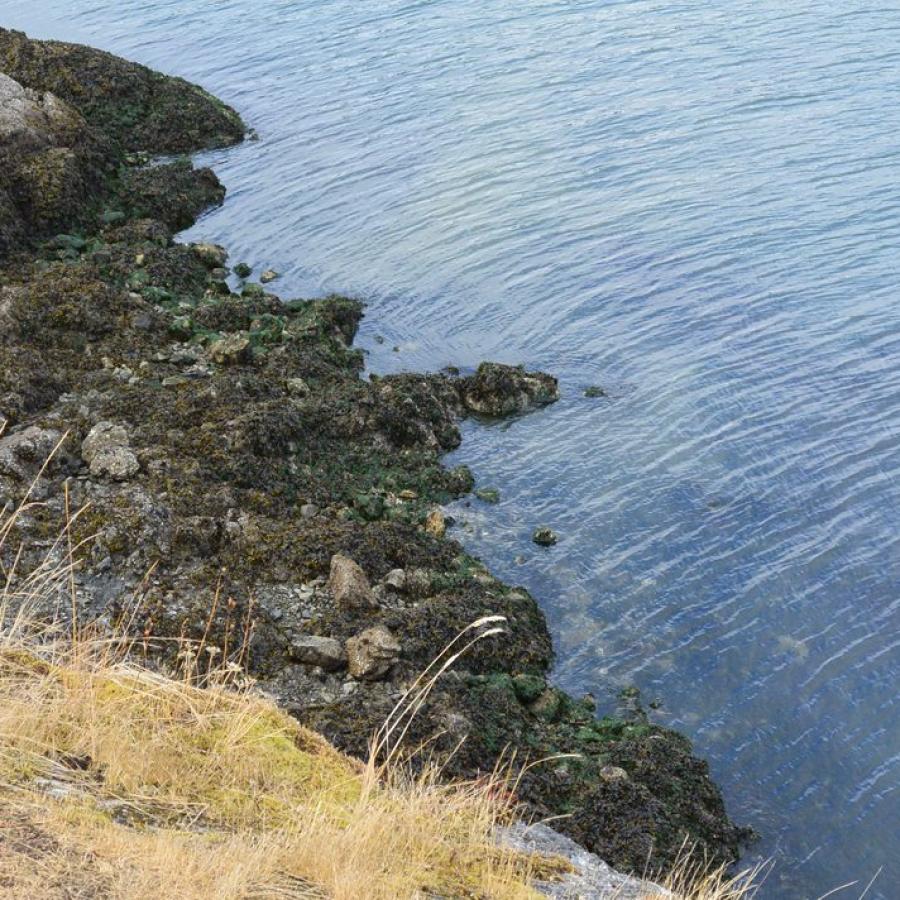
[6,2,899,895]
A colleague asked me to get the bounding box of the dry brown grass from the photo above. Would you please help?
[0,443,762,899]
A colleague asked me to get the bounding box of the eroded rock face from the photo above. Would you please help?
[459,362,560,417]
[346,626,401,680]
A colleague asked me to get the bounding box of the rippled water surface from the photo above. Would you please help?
[7,1,900,895]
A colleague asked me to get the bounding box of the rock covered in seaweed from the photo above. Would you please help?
[0,28,744,880]
[459,362,560,417]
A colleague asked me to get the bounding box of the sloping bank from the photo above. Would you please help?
[0,27,745,880]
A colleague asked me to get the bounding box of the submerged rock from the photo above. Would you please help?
[532,526,558,546]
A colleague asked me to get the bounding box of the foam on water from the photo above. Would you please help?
[6,2,899,895]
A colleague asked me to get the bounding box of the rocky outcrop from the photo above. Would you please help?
[0,29,744,879]
[0,27,244,154]
[0,72,103,258]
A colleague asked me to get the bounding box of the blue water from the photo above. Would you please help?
[6,2,899,896]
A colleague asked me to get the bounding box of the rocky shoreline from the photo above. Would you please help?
[0,27,745,878]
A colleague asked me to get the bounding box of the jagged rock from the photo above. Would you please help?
[260,269,278,283]
[329,554,377,610]
[460,363,559,417]
[0,425,62,479]
[209,333,250,365]
[289,635,346,671]
[190,242,228,268]
[81,422,139,481]
[346,626,401,680]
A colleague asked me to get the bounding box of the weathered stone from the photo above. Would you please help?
[81,422,139,481]
[498,823,666,899]
[532,526,558,547]
[460,363,559,417]
[209,333,250,365]
[529,689,562,722]
[260,269,279,283]
[0,72,96,257]
[289,635,346,671]
[190,242,228,268]
[424,508,445,538]
[600,765,629,782]
[286,377,309,397]
[382,568,406,592]
[328,554,377,610]
[346,626,401,681]
[0,425,62,479]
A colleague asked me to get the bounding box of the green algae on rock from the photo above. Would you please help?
[0,29,745,880]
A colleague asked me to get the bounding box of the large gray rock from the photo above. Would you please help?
[346,626,401,681]
[329,554,377,610]
[498,823,669,899]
